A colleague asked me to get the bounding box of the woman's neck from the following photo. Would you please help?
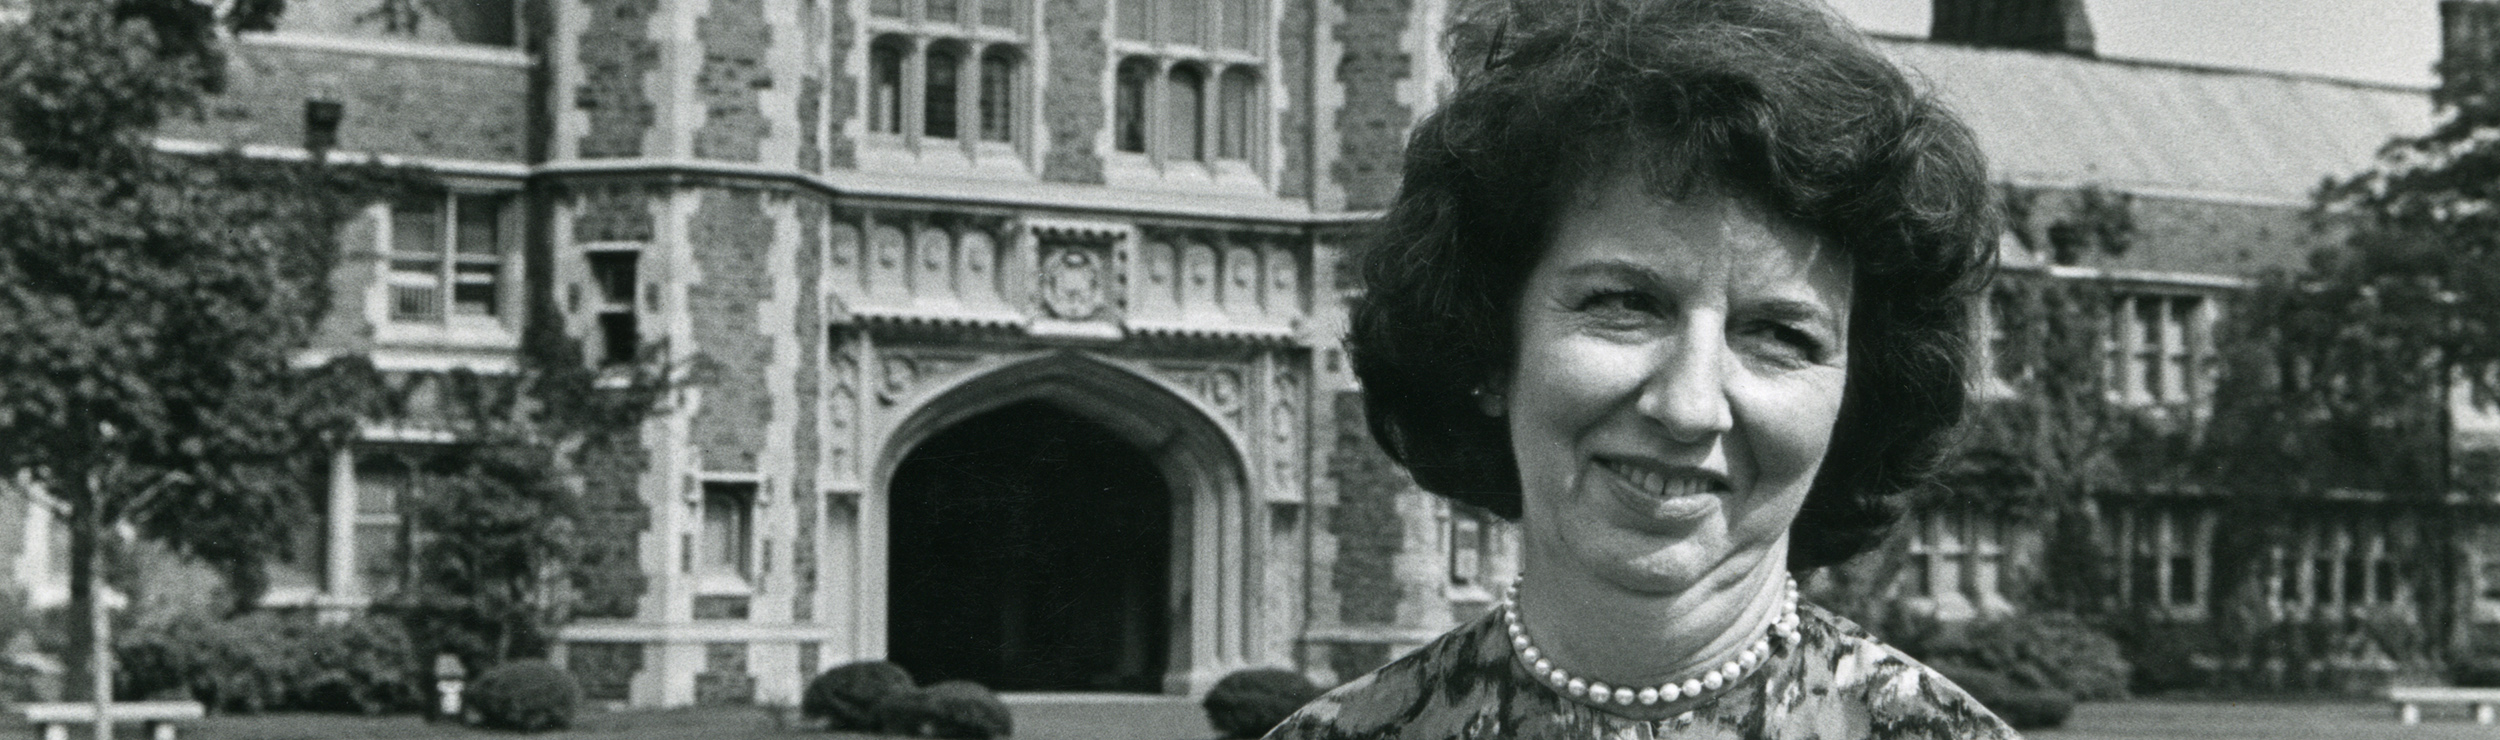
[1513,545,1793,690]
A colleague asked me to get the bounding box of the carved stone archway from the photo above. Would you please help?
[863,350,1257,694]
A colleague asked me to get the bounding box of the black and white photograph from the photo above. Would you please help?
[0,0,2486,738]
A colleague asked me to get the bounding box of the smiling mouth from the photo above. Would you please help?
[1595,458,1726,522]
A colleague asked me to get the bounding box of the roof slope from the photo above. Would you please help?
[1880,39,2433,206]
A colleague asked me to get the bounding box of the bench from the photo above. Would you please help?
[2387,686,2500,725]
[8,701,205,740]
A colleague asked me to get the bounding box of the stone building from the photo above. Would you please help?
[7,0,2497,708]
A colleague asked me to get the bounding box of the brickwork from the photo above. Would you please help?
[824,0,859,169]
[1327,390,1407,625]
[799,75,825,173]
[573,185,658,243]
[695,642,756,705]
[689,189,776,472]
[573,432,652,619]
[567,642,646,703]
[1041,0,1109,184]
[792,196,825,622]
[2107,196,2321,276]
[158,43,528,161]
[693,594,753,619]
[577,0,662,158]
[1276,0,1315,200]
[1330,0,1412,211]
[695,0,774,161]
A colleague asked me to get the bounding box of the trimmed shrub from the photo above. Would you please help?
[1921,612,2130,700]
[116,613,296,712]
[1933,663,2075,730]
[465,660,580,732]
[2452,655,2500,688]
[114,613,420,714]
[290,617,421,714]
[873,680,1012,740]
[803,660,913,730]
[1202,668,1322,739]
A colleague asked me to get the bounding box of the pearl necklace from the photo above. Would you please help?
[1501,575,1801,709]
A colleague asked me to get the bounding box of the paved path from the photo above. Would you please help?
[2039,699,2500,740]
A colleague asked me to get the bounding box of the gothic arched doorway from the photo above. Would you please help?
[886,400,1174,692]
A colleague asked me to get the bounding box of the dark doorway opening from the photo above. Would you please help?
[887,400,1174,692]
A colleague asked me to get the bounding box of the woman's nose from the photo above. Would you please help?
[1634,333,1734,443]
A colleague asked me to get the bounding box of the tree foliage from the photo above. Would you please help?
[0,0,410,695]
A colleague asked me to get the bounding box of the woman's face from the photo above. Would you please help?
[1505,170,1851,596]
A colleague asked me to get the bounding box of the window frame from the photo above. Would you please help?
[861,0,1030,164]
[381,189,517,331]
[1108,0,1268,178]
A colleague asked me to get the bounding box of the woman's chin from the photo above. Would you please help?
[1579,539,1724,596]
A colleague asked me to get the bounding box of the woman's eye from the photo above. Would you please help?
[1577,290,1660,319]
[1744,323,1827,365]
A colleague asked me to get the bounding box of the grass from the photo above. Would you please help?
[141,696,2488,740]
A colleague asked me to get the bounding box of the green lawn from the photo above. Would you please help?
[2035,698,2500,740]
[139,697,2490,740]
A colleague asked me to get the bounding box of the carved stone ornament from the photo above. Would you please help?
[1040,245,1111,320]
[1153,363,1247,429]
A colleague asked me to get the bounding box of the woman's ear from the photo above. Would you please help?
[1473,374,1509,417]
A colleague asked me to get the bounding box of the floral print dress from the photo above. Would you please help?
[1266,603,2019,740]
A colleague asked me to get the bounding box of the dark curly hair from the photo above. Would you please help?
[1348,0,1998,571]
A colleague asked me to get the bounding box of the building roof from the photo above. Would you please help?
[1878,38,2434,207]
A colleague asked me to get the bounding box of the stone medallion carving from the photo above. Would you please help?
[1153,363,1248,429]
[877,351,980,406]
[1039,244,1112,320]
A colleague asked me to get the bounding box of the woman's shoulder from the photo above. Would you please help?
[1263,612,1518,740]
[1772,603,2023,740]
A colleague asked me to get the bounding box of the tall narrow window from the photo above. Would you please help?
[924,47,960,139]
[1216,68,1255,160]
[701,483,756,578]
[1165,65,1204,160]
[871,0,904,17]
[979,50,1016,143]
[388,198,445,322]
[980,0,1014,27]
[870,41,906,134]
[1115,57,1153,153]
[1450,514,1483,587]
[926,0,958,22]
[353,455,414,597]
[452,194,505,318]
[588,251,639,366]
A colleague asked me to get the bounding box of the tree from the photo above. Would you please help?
[377,330,678,673]
[0,0,398,707]
[2257,0,2500,662]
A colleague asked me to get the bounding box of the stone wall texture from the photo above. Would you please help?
[792,195,826,622]
[823,0,859,169]
[160,44,529,161]
[689,189,776,472]
[577,0,662,158]
[1041,0,1109,184]
[1330,0,1411,211]
[1327,390,1406,626]
[695,0,774,161]
[1276,0,1314,200]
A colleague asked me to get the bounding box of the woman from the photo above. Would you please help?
[1269,0,2011,738]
